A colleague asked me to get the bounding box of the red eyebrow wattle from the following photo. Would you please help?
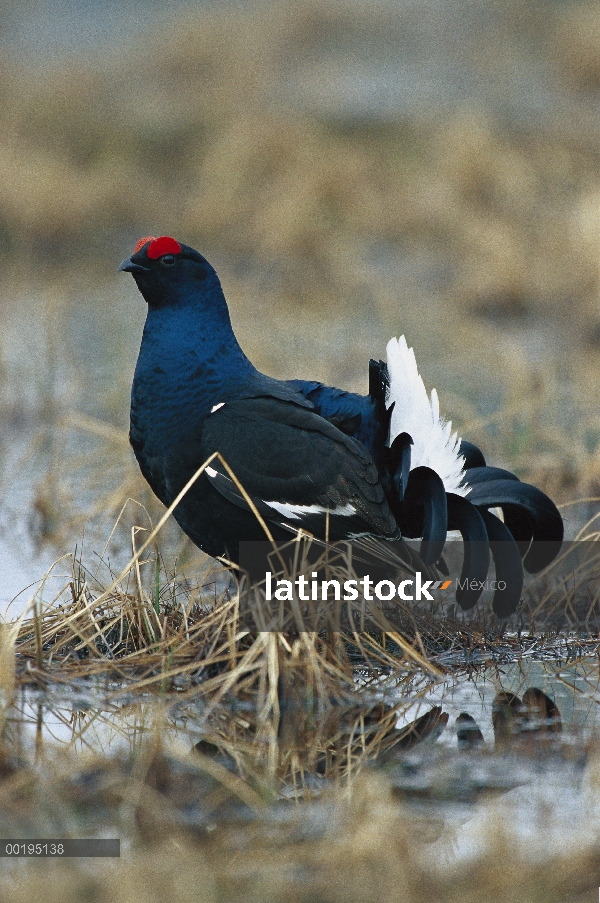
[134,236,156,254]
[147,236,182,259]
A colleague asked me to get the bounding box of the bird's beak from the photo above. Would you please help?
[119,257,149,273]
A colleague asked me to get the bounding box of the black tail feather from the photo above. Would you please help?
[459,440,486,469]
[369,358,389,413]
[447,493,491,610]
[402,466,448,566]
[467,479,563,572]
[463,466,520,486]
[386,431,413,502]
[478,508,524,617]
[500,505,534,557]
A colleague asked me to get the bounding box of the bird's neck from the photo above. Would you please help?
[131,289,256,443]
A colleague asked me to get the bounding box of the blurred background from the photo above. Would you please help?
[2,0,600,610]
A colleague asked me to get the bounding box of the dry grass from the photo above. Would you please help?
[0,4,596,313]
[0,487,598,901]
[0,748,597,903]
[0,758,599,903]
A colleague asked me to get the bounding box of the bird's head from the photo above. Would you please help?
[119,236,220,309]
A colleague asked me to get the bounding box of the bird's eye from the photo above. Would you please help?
[161,254,176,266]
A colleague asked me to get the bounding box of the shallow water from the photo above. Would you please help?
[5,651,599,862]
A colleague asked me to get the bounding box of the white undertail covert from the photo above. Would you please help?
[386,336,469,497]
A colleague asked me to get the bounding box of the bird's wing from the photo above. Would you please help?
[198,396,399,541]
[285,379,381,450]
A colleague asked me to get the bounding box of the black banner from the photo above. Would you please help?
[235,538,600,631]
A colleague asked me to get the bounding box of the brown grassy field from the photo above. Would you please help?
[2,1,600,557]
[2,2,600,544]
[0,528,598,903]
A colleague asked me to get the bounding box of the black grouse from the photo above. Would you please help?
[120,236,563,616]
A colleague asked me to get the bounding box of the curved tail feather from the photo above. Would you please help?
[386,431,413,502]
[447,493,490,610]
[479,509,524,617]
[466,478,563,572]
[459,439,486,469]
[401,466,448,566]
[377,337,563,615]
